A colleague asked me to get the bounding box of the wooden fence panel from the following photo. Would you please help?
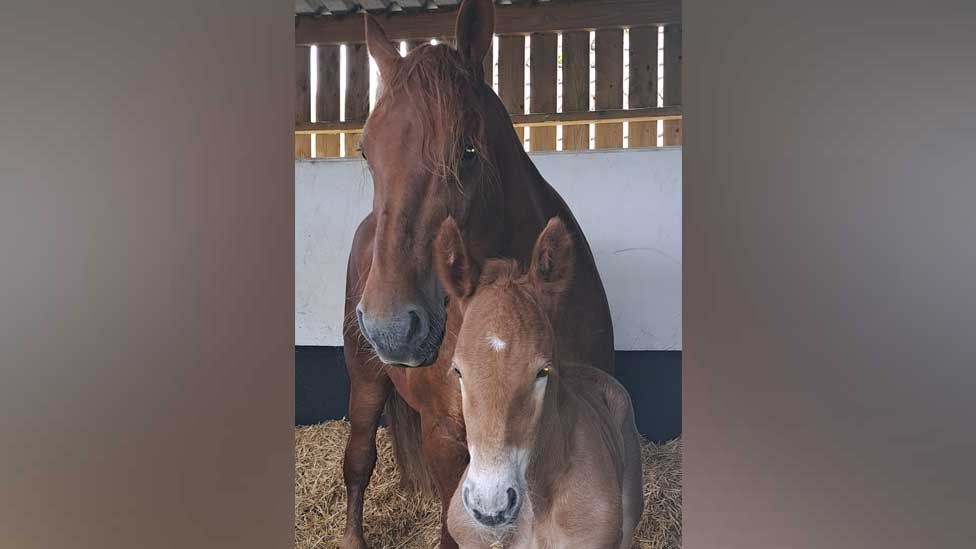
[561,30,590,150]
[315,44,341,158]
[529,33,557,151]
[344,43,370,156]
[296,21,681,156]
[628,26,658,148]
[497,35,525,144]
[295,46,311,159]
[594,29,623,149]
[663,24,682,146]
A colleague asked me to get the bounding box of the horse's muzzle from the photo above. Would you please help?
[356,302,443,367]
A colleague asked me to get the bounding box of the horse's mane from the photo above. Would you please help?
[375,44,490,185]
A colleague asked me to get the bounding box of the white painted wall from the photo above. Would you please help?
[296,147,681,350]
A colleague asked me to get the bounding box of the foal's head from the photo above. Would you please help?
[435,216,575,529]
[355,0,516,367]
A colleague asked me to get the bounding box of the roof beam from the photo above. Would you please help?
[296,106,683,134]
[296,0,680,45]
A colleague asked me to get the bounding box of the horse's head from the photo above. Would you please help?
[434,216,575,530]
[355,0,512,367]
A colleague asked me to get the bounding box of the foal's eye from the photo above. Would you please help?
[453,367,462,379]
[359,147,367,161]
[536,366,550,379]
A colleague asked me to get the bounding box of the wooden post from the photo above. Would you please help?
[529,33,557,151]
[295,46,312,159]
[498,35,525,145]
[561,30,590,150]
[628,26,658,148]
[663,24,682,146]
[315,44,341,158]
[344,43,370,157]
[594,29,623,149]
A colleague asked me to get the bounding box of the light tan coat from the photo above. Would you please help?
[434,217,643,549]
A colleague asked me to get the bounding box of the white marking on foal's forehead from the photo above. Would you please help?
[486,334,507,352]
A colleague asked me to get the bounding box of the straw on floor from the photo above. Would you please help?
[296,420,681,549]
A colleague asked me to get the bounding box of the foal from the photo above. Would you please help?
[435,217,643,549]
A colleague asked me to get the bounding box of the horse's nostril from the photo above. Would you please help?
[407,310,422,341]
[506,487,518,510]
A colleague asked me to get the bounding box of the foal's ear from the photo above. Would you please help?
[364,14,400,77]
[435,217,480,300]
[529,217,576,296]
[455,0,494,74]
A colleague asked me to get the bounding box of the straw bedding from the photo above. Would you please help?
[296,420,681,549]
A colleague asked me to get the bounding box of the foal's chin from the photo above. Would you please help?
[469,506,521,539]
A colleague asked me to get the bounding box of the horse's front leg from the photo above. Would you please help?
[421,413,468,549]
[341,363,392,549]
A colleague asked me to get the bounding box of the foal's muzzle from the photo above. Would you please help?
[462,483,521,528]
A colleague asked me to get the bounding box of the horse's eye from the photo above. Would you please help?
[536,366,550,379]
[461,144,477,161]
[453,367,462,379]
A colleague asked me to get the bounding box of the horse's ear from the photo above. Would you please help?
[529,217,575,297]
[364,14,400,77]
[435,217,480,301]
[455,0,494,74]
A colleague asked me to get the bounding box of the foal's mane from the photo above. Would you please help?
[479,258,522,288]
[374,44,492,185]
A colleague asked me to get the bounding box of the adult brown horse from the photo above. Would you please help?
[342,1,614,547]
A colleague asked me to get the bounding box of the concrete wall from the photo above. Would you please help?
[296,147,681,351]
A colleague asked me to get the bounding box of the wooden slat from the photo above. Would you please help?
[561,30,590,151]
[628,26,658,148]
[529,32,557,151]
[295,46,311,159]
[296,46,311,124]
[497,35,525,144]
[315,134,341,158]
[663,24,682,146]
[316,44,341,158]
[297,0,681,45]
[295,135,312,159]
[297,106,681,134]
[594,29,623,149]
[344,42,370,156]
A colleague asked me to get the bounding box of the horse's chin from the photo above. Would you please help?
[412,317,446,367]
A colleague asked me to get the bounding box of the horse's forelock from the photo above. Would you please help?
[377,44,491,185]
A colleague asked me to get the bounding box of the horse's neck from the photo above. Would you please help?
[495,147,559,257]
